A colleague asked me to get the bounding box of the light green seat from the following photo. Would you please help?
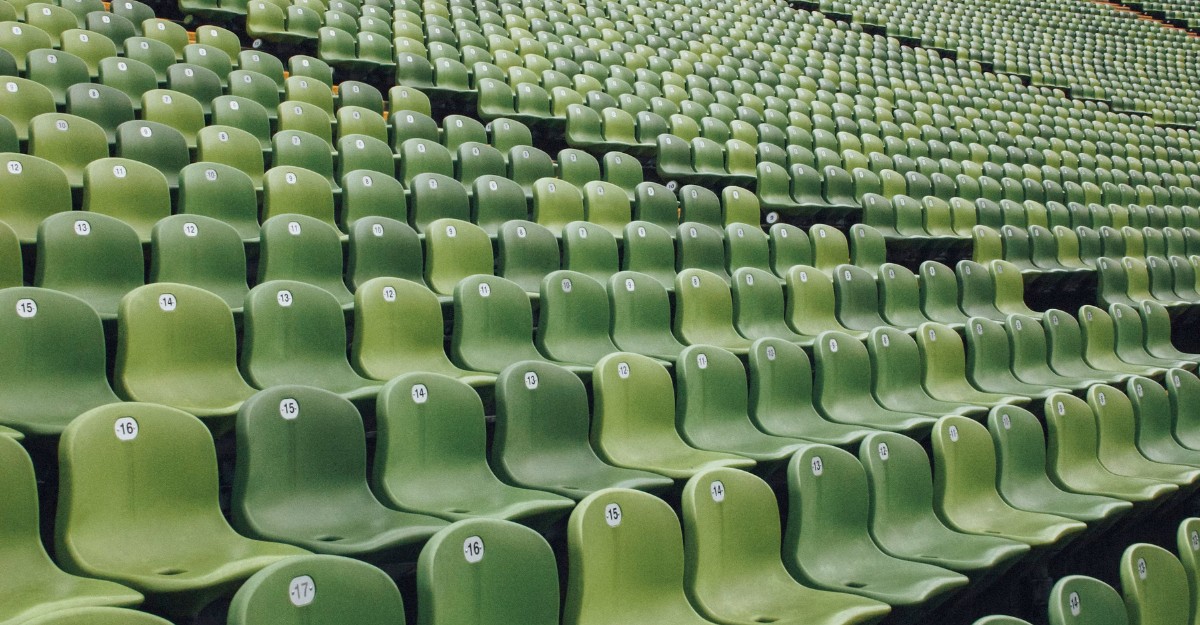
[1167,369,1200,451]
[177,162,261,243]
[536,270,622,365]
[150,215,249,314]
[231,386,446,559]
[782,444,969,606]
[418,518,561,625]
[785,265,866,340]
[973,617,1032,625]
[494,360,672,499]
[833,264,893,333]
[563,488,721,625]
[425,218,494,298]
[82,157,171,243]
[1041,309,1124,387]
[0,435,143,623]
[1079,306,1162,378]
[681,467,892,625]
[987,405,1133,524]
[917,322,1029,408]
[813,330,937,436]
[29,112,109,190]
[562,221,618,284]
[373,373,574,524]
[1110,303,1192,371]
[965,317,1066,401]
[229,555,406,625]
[918,261,970,330]
[607,271,687,363]
[1177,518,1200,625]
[258,215,353,310]
[674,268,754,355]
[114,283,257,425]
[496,220,558,298]
[592,352,755,479]
[1049,575,1130,625]
[1126,376,1200,469]
[0,152,71,244]
[56,403,308,617]
[931,415,1086,546]
[1120,543,1191,625]
[731,267,815,346]
[623,220,679,291]
[676,344,805,465]
[1086,385,1200,487]
[241,281,381,401]
[867,326,988,418]
[352,277,495,390]
[1138,301,1200,368]
[1044,393,1178,503]
[859,431,1030,575]
[35,211,144,321]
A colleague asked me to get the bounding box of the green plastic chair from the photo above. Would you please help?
[29,112,109,190]
[1043,393,1178,503]
[563,488,722,625]
[561,222,619,286]
[592,352,755,479]
[987,405,1133,524]
[858,431,1030,575]
[1086,385,1200,487]
[22,607,174,624]
[0,152,71,244]
[674,268,754,355]
[418,518,560,625]
[622,220,678,291]
[676,345,805,464]
[177,162,261,243]
[114,283,257,425]
[373,373,574,524]
[730,267,815,346]
[1138,301,1200,368]
[229,555,405,625]
[452,275,589,375]
[1127,377,1200,469]
[56,403,308,617]
[832,264,893,334]
[0,77,56,145]
[261,167,339,234]
[1110,303,1192,371]
[813,330,937,435]
[115,120,189,190]
[425,218,495,298]
[782,444,969,606]
[241,281,381,401]
[681,467,892,625]
[918,261,970,330]
[785,265,866,340]
[34,211,144,321]
[150,215,249,314]
[876,263,935,330]
[1167,369,1200,451]
[346,217,424,291]
[1120,543,1191,625]
[496,220,558,298]
[80,157,170,244]
[536,270,622,366]
[917,322,1028,408]
[1041,309,1127,386]
[607,271,687,363]
[677,222,731,284]
[196,125,266,191]
[0,286,122,435]
[351,277,495,389]
[0,435,143,623]
[868,326,988,419]
[1049,575,1131,625]
[232,386,446,559]
[1177,519,1200,625]
[258,215,354,310]
[931,415,1087,546]
[965,317,1067,401]
[494,361,672,499]
[1079,306,1162,377]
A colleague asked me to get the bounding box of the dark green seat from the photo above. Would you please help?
[1042,309,1128,386]
[418,519,561,625]
[813,330,937,435]
[987,405,1132,524]
[228,555,406,625]
[1127,376,1200,469]
[965,317,1067,401]
[782,444,969,606]
[681,467,892,625]
[1048,576,1130,625]
[731,267,815,346]
[373,373,574,524]
[536,270,623,366]
[35,211,145,321]
[56,403,308,617]
[1086,385,1200,488]
[867,326,988,418]
[150,215,249,314]
[232,385,447,560]
[1167,369,1200,450]
[607,271,687,363]
[493,360,672,499]
[858,431,1030,575]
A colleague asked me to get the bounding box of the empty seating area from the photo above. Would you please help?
[3,0,1200,621]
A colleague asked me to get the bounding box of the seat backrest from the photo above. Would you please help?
[1177,518,1200,625]
[561,220,618,283]
[451,275,543,373]
[1166,369,1200,447]
[918,260,969,324]
[34,211,144,312]
[0,152,72,243]
[809,224,849,274]
[419,518,560,625]
[564,488,700,625]
[782,444,876,579]
[621,220,676,289]
[496,220,558,294]
[1048,575,1130,625]
[1120,543,1190,625]
[785,264,848,337]
[150,214,248,311]
[230,555,405,625]
[425,218,494,296]
[81,157,171,241]
[352,277,462,382]
[916,322,972,390]
[536,270,617,364]
[858,431,940,546]
[258,214,352,307]
[673,268,741,345]
[0,430,69,571]
[346,216,423,290]
[176,161,260,240]
[724,223,770,274]
[676,221,728,280]
[675,344,753,443]
[930,415,1006,514]
[240,280,361,389]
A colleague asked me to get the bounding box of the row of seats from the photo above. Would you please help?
[10,366,1200,621]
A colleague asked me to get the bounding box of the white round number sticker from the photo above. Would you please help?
[463,536,484,563]
[288,575,315,607]
[617,362,630,378]
[158,294,177,311]
[696,353,708,369]
[411,384,428,404]
[948,425,959,442]
[710,480,725,502]
[478,283,491,297]
[877,442,889,460]
[524,371,539,389]
[604,503,622,527]
[183,222,198,237]
[811,456,824,475]
[382,286,397,302]
[277,397,299,420]
[288,221,302,235]
[277,290,293,307]
[74,220,91,236]
[1069,591,1081,616]
[15,298,36,318]
[114,417,138,441]
[1138,557,1147,580]
[691,276,701,287]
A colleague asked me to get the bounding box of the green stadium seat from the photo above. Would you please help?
[177,162,260,243]
[149,215,249,314]
[229,555,407,625]
[812,330,937,435]
[26,49,90,108]
[786,265,866,340]
[917,322,1028,408]
[372,372,574,523]
[424,217,494,298]
[197,126,266,191]
[29,113,109,190]
[345,217,422,291]
[730,267,814,345]
[0,286,122,436]
[964,317,1065,401]
[1086,385,1200,487]
[257,215,352,309]
[867,326,987,418]
[341,170,406,231]
[35,211,143,320]
[1048,575,1130,625]
[0,77,62,144]
[418,518,561,625]
[673,268,754,355]
[56,403,307,617]
[536,270,622,365]
[261,167,340,234]
[82,157,170,243]
[1120,543,1190,625]
[497,220,559,297]
[607,271,687,363]
[622,220,677,291]
[113,120,189,192]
